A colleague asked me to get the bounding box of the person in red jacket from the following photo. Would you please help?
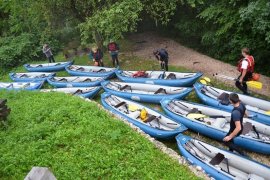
[107,40,119,67]
[236,48,255,95]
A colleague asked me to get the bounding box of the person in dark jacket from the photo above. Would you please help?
[43,44,55,63]
[108,40,120,67]
[89,47,104,67]
[153,49,169,71]
[223,93,246,154]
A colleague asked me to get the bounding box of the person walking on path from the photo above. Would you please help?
[108,40,120,67]
[89,47,104,67]
[223,93,245,154]
[235,48,255,95]
[43,44,55,63]
[153,49,169,71]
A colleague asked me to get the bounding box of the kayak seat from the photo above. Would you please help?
[82,78,92,82]
[212,118,227,129]
[120,85,132,91]
[242,122,253,135]
[166,73,176,79]
[76,67,85,71]
[72,89,83,95]
[144,115,157,123]
[189,108,200,114]
[209,153,225,165]
[154,88,167,94]
[58,78,68,82]
[19,74,29,78]
[97,69,106,73]
[114,101,127,108]
[218,92,230,105]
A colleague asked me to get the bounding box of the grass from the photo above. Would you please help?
[0,91,199,179]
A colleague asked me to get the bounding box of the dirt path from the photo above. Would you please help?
[128,32,270,97]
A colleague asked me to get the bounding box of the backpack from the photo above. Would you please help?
[132,71,148,78]
[108,42,117,51]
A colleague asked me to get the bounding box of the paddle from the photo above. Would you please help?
[187,113,256,119]
[213,73,262,89]
[199,76,212,85]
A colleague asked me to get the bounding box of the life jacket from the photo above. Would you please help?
[132,71,148,78]
[237,55,255,73]
[140,109,148,121]
[108,42,117,51]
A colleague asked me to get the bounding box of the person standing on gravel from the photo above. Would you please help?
[43,44,55,63]
[153,49,169,71]
[235,48,255,95]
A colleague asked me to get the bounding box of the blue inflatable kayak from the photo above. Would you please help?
[41,87,101,99]
[176,134,270,180]
[65,65,118,78]
[194,82,270,125]
[9,72,55,82]
[0,81,44,90]
[101,81,192,104]
[115,70,203,87]
[161,98,270,154]
[24,61,73,72]
[101,93,187,139]
[47,76,107,88]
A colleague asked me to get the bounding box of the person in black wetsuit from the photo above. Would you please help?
[153,49,169,71]
[223,93,245,153]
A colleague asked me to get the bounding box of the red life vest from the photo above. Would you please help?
[237,55,255,73]
[108,43,117,51]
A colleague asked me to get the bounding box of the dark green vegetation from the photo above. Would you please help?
[0,90,199,179]
[1,0,269,75]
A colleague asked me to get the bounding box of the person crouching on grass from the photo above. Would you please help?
[89,47,104,67]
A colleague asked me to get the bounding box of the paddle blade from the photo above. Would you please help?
[187,113,206,119]
[200,79,207,85]
[128,104,139,112]
[265,111,270,115]
[202,77,211,83]
[247,81,262,89]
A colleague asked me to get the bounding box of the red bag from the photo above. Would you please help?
[132,71,148,78]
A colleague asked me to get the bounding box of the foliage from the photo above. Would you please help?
[0,33,41,68]
[80,0,143,45]
[0,91,198,179]
[170,0,270,75]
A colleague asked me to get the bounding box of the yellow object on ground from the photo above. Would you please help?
[246,81,262,89]
[128,104,139,112]
[140,109,148,121]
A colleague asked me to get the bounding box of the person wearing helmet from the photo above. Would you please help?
[153,49,169,71]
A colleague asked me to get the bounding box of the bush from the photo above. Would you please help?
[0,33,41,68]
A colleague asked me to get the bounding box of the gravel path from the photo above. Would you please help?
[128,32,270,97]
